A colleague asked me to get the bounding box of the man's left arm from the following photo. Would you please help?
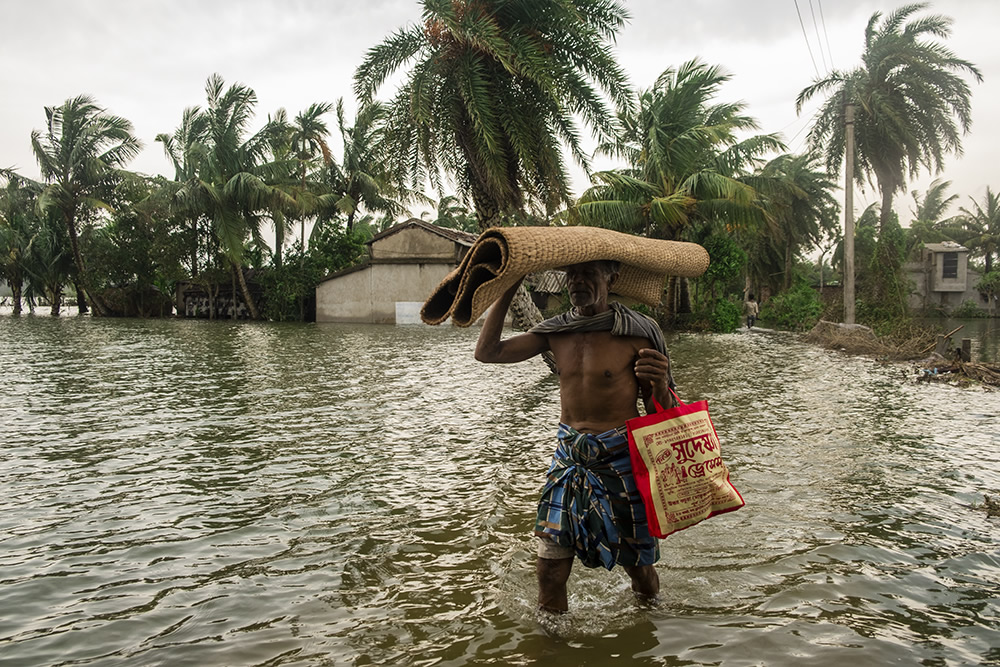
[635,348,676,412]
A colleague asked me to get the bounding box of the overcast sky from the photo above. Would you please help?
[2,0,996,223]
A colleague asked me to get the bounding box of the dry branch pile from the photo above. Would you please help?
[804,320,937,361]
[918,361,1000,387]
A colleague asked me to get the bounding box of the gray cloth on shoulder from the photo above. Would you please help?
[529,302,675,388]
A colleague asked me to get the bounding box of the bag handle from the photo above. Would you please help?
[650,387,684,413]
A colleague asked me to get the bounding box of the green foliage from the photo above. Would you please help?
[702,234,747,294]
[355,0,631,226]
[573,59,781,240]
[754,151,840,290]
[259,226,366,321]
[961,187,1000,274]
[857,214,909,325]
[950,299,987,318]
[973,270,1000,317]
[796,4,981,233]
[977,269,1000,297]
[709,298,742,333]
[760,282,822,331]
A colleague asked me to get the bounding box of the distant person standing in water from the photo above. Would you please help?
[745,294,759,329]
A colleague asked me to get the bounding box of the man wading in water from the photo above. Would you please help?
[475,260,675,613]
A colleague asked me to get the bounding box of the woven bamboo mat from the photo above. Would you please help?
[421,226,709,326]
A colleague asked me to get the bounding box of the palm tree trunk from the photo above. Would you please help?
[664,276,677,317]
[11,282,22,315]
[231,266,238,320]
[74,280,89,314]
[784,243,793,291]
[274,211,284,268]
[48,285,61,316]
[678,277,692,314]
[64,210,108,316]
[233,261,260,320]
[879,186,895,235]
[190,216,199,277]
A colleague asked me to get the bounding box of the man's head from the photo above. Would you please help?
[564,260,620,311]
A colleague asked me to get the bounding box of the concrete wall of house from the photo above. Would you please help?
[316,262,455,323]
[370,227,457,262]
[929,250,968,292]
[905,254,985,312]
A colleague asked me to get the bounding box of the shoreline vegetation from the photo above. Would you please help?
[803,319,1000,388]
[1,2,997,347]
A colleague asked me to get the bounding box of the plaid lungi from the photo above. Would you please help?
[534,424,660,570]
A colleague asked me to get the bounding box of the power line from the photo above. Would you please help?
[817,0,836,71]
[793,0,821,78]
[809,0,828,73]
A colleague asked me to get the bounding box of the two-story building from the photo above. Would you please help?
[905,241,985,312]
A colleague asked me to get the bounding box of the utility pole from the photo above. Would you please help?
[843,101,856,324]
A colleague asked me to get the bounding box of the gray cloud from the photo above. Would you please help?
[2,0,995,215]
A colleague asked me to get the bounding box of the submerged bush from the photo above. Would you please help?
[709,298,742,333]
[761,283,822,331]
[950,299,987,318]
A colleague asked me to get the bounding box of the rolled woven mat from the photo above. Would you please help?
[421,226,709,326]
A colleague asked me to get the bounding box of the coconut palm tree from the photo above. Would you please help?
[354,0,631,229]
[575,60,783,241]
[316,100,422,235]
[30,95,142,315]
[572,60,782,314]
[755,152,840,290]
[267,102,335,263]
[959,187,1000,274]
[23,210,74,316]
[0,169,43,314]
[904,178,962,257]
[155,106,211,276]
[169,74,292,319]
[429,195,477,233]
[796,3,981,234]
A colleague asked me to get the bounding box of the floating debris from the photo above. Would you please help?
[973,494,1000,518]
[917,361,1000,388]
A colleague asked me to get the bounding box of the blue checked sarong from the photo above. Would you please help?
[534,424,660,570]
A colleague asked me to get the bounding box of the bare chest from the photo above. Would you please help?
[548,331,643,383]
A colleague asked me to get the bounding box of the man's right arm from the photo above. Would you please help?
[474,279,549,364]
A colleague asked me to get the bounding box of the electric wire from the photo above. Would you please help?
[809,0,829,73]
[793,0,821,78]
[817,0,836,71]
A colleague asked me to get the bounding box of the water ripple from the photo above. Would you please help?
[0,317,998,666]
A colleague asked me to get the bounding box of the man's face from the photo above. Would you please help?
[565,261,614,309]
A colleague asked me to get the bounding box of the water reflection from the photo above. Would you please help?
[916,316,1000,362]
[0,316,998,666]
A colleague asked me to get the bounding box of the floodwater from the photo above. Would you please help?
[916,316,1000,362]
[1,315,998,666]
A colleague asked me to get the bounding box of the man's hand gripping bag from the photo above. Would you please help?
[626,390,744,537]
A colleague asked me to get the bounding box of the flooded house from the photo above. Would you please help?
[316,219,477,324]
[905,241,986,312]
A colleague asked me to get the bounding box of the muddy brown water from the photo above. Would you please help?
[1,316,998,666]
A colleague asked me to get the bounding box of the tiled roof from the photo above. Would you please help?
[368,218,478,247]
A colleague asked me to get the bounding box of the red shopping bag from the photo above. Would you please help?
[626,390,744,538]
